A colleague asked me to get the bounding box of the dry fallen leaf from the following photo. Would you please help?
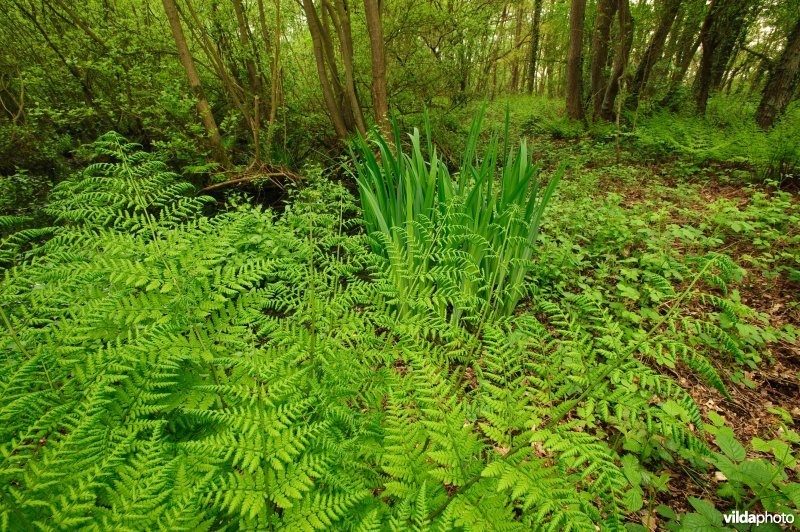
[640,509,658,531]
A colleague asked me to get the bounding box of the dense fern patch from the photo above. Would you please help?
[0,134,797,530]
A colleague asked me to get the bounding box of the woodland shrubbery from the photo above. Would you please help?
[1,130,797,529]
[453,97,800,187]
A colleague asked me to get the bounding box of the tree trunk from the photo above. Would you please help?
[478,0,510,96]
[315,0,356,132]
[331,0,366,134]
[565,0,587,120]
[302,0,349,138]
[526,0,544,94]
[747,55,768,95]
[660,0,706,108]
[590,0,617,119]
[628,0,681,110]
[182,0,254,132]
[363,0,390,133]
[723,64,741,94]
[260,0,282,152]
[695,0,752,114]
[231,0,262,104]
[490,1,510,99]
[756,16,800,129]
[0,74,25,124]
[161,0,228,167]
[509,2,524,92]
[600,0,633,120]
[662,2,686,63]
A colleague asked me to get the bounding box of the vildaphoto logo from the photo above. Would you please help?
[723,510,795,525]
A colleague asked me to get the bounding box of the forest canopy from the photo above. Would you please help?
[0,0,799,530]
[1,0,799,173]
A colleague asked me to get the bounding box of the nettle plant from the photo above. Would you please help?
[0,132,795,530]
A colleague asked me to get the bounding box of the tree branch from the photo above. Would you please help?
[741,46,773,70]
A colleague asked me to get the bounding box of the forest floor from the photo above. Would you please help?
[518,133,800,523]
[2,120,797,528]
[625,172,798,518]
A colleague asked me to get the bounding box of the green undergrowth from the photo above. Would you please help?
[437,96,800,187]
[351,110,562,323]
[536,165,800,379]
[0,131,798,530]
[632,98,800,184]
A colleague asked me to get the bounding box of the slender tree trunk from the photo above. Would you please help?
[662,2,686,63]
[541,30,553,96]
[161,0,228,166]
[231,0,266,160]
[661,2,705,108]
[695,0,752,114]
[331,0,366,134]
[320,0,358,131]
[478,0,510,95]
[565,0,587,120]
[590,0,617,118]
[182,0,253,130]
[695,19,716,112]
[600,0,633,120]
[231,0,262,104]
[629,0,681,110]
[261,0,282,151]
[302,0,349,138]
[717,7,759,92]
[490,2,510,99]
[0,72,25,124]
[747,56,768,95]
[364,0,390,133]
[526,0,544,93]
[207,2,243,106]
[756,16,800,129]
[510,3,524,92]
[723,64,740,94]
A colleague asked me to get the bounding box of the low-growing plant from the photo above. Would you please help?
[350,109,563,325]
[633,98,800,184]
[0,169,51,218]
[1,133,796,530]
[659,411,799,530]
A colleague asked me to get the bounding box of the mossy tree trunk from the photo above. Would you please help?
[755,16,800,129]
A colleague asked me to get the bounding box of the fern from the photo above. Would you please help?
[0,133,782,530]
